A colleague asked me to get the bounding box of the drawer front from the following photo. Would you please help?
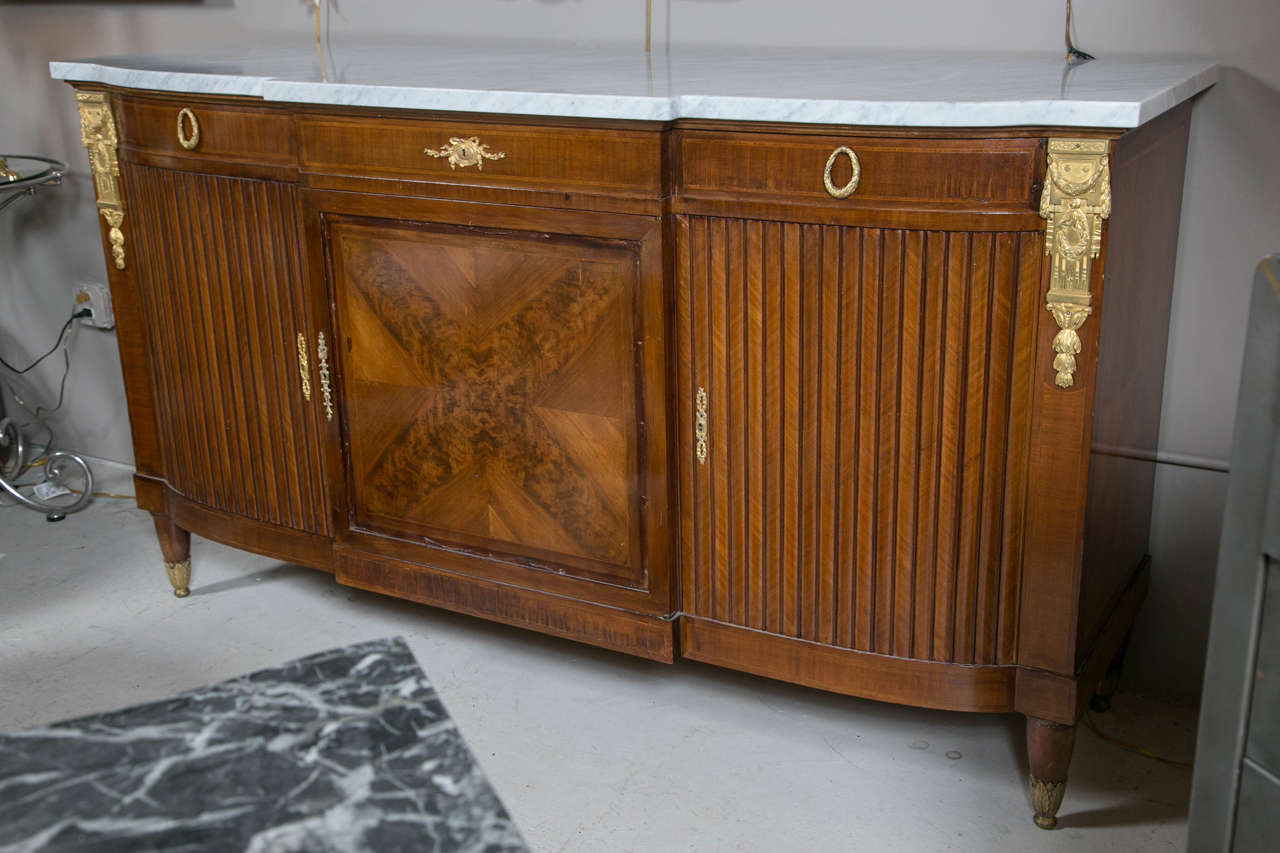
[679,130,1043,210]
[116,95,295,167]
[299,116,662,197]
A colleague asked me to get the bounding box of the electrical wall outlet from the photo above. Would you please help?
[73,281,115,329]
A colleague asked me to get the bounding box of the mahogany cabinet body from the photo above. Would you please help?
[79,84,1189,762]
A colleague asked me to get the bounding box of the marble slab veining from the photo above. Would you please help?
[49,39,1218,128]
[0,638,529,853]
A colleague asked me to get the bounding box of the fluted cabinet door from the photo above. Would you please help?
[677,215,1042,665]
[126,165,330,535]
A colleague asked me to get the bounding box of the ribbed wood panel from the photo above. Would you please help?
[126,164,329,535]
[678,215,1041,665]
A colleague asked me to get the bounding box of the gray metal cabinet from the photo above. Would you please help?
[1188,254,1280,852]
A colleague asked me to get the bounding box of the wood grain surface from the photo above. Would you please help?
[1077,103,1191,665]
[676,216,1042,668]
[116,93,297,180]
[337,548,675,662]
[306,189,672,617]
[331,218,645,585]
[125,164,329,535]
[300,114,661,198]
[71,85,1192,735]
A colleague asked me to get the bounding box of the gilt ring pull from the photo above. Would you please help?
[823,146,861,199]
[176,108,200,151]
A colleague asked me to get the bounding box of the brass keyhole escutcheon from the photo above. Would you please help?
[823,146,861,199]
[177,108,201,151]
[296,333,312,401]
[694,387,708,464]
[424,136,505,171]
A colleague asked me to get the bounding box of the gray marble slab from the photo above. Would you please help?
[0,638,528,853]
[49,37,1218,128]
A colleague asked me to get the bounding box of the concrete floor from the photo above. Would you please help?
[0,462,1199,852]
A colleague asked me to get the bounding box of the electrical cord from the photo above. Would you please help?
[0,307,86,463]
[1083,709,1194,769]
[4,351,72,423]
[0,307,94,512]
[67,487,134,500]
[0,308,91,375]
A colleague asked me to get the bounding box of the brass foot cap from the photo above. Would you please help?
[165,558,192,599]
[1030,775,1066,831]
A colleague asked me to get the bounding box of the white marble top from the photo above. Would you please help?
[50,39,1218,129]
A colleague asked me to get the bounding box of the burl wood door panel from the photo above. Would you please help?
[327,206,665,591]
[125,164,329,533]
[677,215,1043,665]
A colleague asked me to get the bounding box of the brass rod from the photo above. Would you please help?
[646,0,652,54]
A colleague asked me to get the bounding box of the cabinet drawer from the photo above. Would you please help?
[299,116,662,198]
[116,95,295,168]
[679,130,1043,211]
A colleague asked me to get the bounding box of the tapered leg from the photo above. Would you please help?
[1089,630,1134,712]
[153,515,191,598]
[1026,716,1077,830]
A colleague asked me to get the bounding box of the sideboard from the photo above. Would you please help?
[53,45,1216,830]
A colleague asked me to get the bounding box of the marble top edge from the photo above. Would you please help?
[49,60,269,98]
[672,96,1148,128]
[263,81,678,121]
[1134,63,1222,125]
[49,47,1219,129]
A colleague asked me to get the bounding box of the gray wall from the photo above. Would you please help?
[2,1,1277,696]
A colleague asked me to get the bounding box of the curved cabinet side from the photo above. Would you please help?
[123,162,331,585]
